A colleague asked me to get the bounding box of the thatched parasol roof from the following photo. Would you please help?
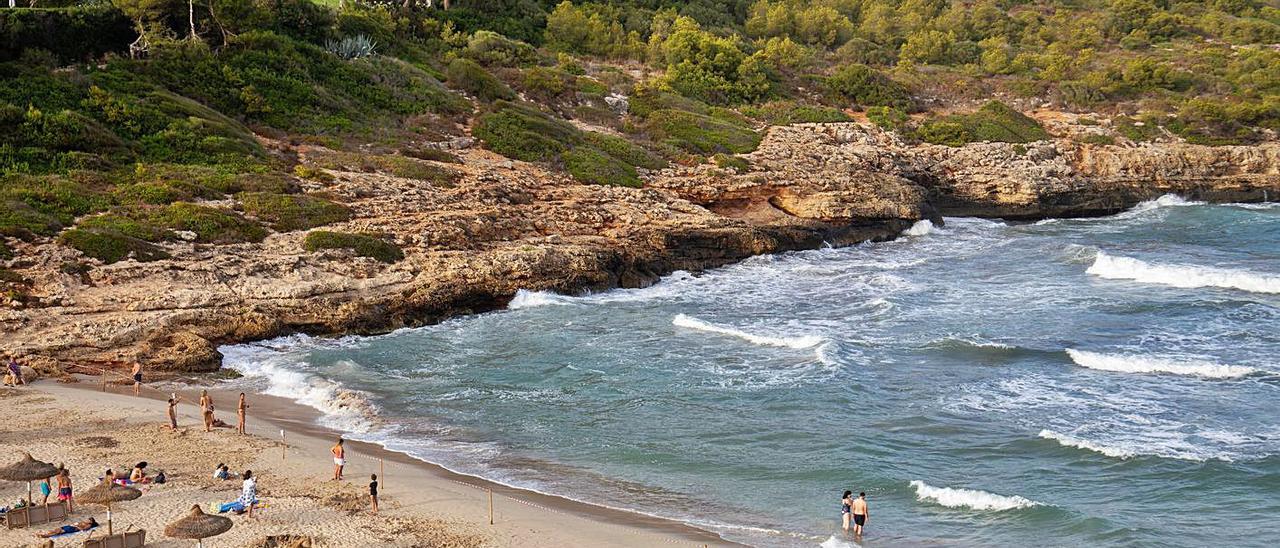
[77,479,142,505]
[165,505,233,539]
[0,452,58,482]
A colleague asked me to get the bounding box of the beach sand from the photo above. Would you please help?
[0,381,732,547]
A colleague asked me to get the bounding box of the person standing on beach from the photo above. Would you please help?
[851,492,868,536]
[167,395,181,430]
[55,467,72,511]
[130,362,142,396]
[369,473,379,514]
[841,490,853,531]
[237,393,249,435]
[331,438,346,480]
[200,390,215,432]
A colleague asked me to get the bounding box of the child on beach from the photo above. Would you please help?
[55,468,72,511]
[5,355,23,387]
[167,395,181,430]
[237,393,248,435]
[331,438,346,480]
[130,362,142,396]
[38,475,52,505]
[369,474,379,515]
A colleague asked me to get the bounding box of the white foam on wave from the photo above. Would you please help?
[909,480,1041,511]
[220,343,379,433]
[1038,429,1137,459]
[673,314,824,349]
[1127,194,1203,213]
[507,289,573,309]
[819,535,861,548]
[903,220,935,236]
[1088,250,1280,294]
[1066,349,1257,379]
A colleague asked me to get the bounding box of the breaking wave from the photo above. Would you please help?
[1087,250,1280,294]
[1038,429,1137,459]
[1066,349,1257,379]
[909,480,1041,511]
[220,343,381,433]
[673,314,824,349]
[903,220,936,236]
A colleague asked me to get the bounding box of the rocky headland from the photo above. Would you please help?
[4,120,1279,374]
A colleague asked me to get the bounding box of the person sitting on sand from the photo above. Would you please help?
[36,517,96,538]
[239,470,257,516]
[5,355,23,387]
[331,438,346,480]
[129,462,150,484]
[213,464,232,480]
[56,468,72,511]
[851,491,868,536]
[167,395,181,430]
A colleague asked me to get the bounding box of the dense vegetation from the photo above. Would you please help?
[1,0,1278,272]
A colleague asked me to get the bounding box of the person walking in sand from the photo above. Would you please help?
[130,362,142,396]
[851,491,869,536]
[841,490,854,531]
[167,394,181,430]
[331,438,346,480]
[237,393,249,435]
[369,473,379,514]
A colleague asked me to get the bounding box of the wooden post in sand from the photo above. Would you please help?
[379,458,384,483]
[280,429,286,461]
[101,368,107,392]
[488,489,494,525]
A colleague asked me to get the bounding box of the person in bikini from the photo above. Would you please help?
[851,491,869,536]
[200,390,215,432]
[841,490,854,531]
[237,393,249,435]
[167,394,181,430]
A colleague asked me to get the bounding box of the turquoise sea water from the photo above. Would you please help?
[223,197,1280,547]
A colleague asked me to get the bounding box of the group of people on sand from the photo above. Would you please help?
[841,490,869,536]
[167,390,249,434]
[331,437,379,515]
[34,466,75,511]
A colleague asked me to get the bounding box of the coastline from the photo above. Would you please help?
[0,379,737,547]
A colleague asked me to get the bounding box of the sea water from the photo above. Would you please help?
[222,197,1280,546]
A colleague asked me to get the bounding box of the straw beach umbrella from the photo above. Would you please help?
[77,478,141,535]
[0,452,58,505]
[165,505,232,547]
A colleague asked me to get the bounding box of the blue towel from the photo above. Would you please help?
[50,524,97,538]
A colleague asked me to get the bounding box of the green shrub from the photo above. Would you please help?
[462,30,538,67]
[0,6,135,63]
[917,102,1049,146]
[473,101,580,161]
[712,153,750,172]
[303,230,403,263]
[739,101,850,125]
[867,106,910,131]
[520,66,574,100]
[238,192,351,231]
[824,64,914,111]
[581,132,666,170]
[0,173,111,236]
[445,58,516,102]
[563,147,640,188]
[399,147,462,164]
[60,228,169,264]
[644,109,762,155]
[293,164,334,181]
[81,203,267,244]
[0,239,9,260]
[1077,134,1117,145]
[628,86,710,119]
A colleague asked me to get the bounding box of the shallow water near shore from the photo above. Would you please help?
[222,197,1280,547]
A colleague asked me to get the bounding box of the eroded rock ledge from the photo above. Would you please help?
[4,123,1279,373]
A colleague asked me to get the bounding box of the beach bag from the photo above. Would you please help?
[154,471,166,484]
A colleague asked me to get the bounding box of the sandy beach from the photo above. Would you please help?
[0,380,731,547]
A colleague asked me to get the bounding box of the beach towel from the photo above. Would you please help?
[48,524,97,538]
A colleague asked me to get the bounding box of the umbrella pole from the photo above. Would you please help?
[27,480,32,506]
[107,501,113,535]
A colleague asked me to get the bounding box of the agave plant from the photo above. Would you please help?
[325,34,378,60]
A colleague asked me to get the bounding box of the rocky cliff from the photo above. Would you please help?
[4,122,1279,373]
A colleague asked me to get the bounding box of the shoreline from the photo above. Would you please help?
[50,377,740,547]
